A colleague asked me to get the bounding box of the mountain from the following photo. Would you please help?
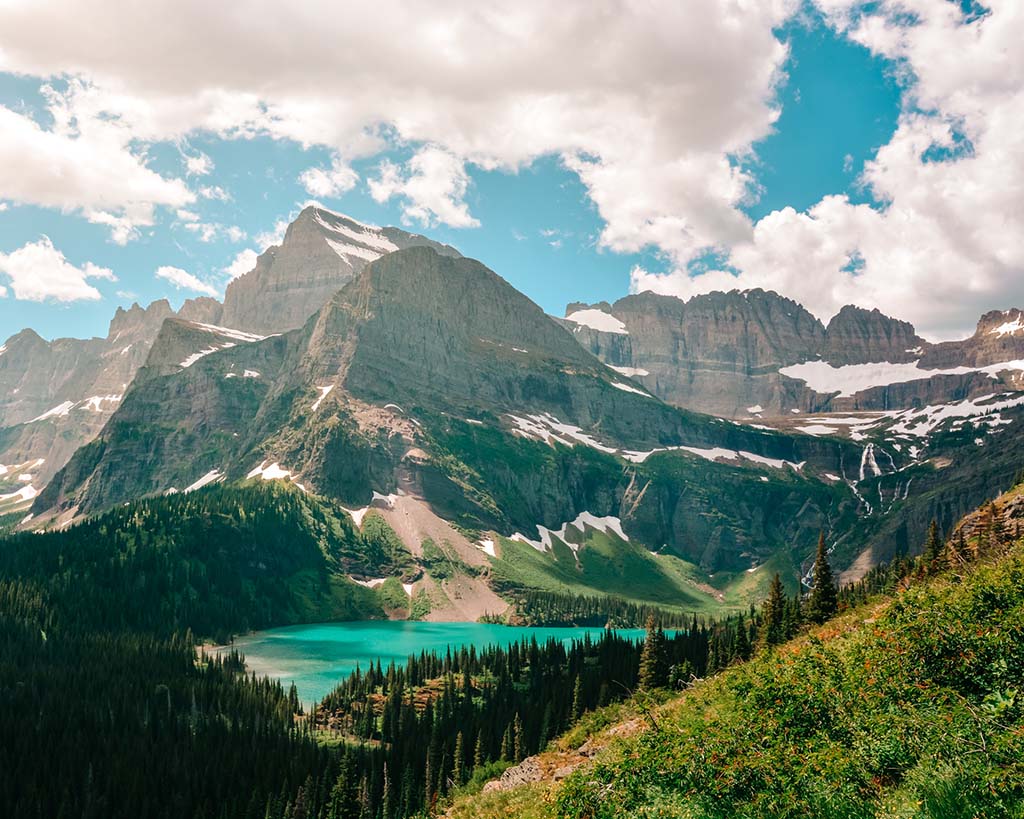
[564,295,1024,417]
[0,298,222,510]
[220,205,461,334]
[32,247,866,609]
[0,207,457,512]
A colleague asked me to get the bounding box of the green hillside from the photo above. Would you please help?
[0,483,400,640]
[449,492,1024,819]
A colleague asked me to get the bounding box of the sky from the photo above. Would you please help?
[0,0,1020,343]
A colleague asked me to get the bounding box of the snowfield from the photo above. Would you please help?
[564,309,628,335]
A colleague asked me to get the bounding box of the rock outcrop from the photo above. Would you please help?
[220,205,460,335]
[564,294,1024,417]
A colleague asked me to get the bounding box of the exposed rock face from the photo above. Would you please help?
[0,300,243,493]
[822,305,924,366]
[35,247,858,576]
[921,308,1024,368]
[566,289,826,417]
[0,300,176,489]
[220,206,461,334]
[1,208,460,492]
[565,294,1024,417]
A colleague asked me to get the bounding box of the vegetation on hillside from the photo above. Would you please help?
[0,483,404,639]
[451,492,1024,819]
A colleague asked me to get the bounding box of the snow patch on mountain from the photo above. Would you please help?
[79,394,123,412]
[511,511,628,555]
[343,506,370,527]
[623,445,804,471]
[246,461,293,481]
[611,381,651,397]
[507,413,617,453]
[180,343,236,368]
[780,358,1024,398]
[565,309,628,335]
[324,236,381,263]
[610,366,649,377]
[349,576,388,588]
[314,211,399,253]
[184,469,224,492]
[990,315,1024,337]
[477,538,497,557]
[191,323,268,343]
[30,401,75,422]
[311,385,334,411]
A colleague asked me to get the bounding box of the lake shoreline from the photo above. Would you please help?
[203,620,650,705]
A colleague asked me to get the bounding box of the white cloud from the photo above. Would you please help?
[0,0,795,250]
[184,151,213,176]
[255,219,289,249]
[224,248,258,280]
[4,1,1017,336]
[155,265,218,296]
[634,0,1024,339]
[0,202,8,211]
[0,82,194,243]
[299,155,358,198]
[198,185,230,201]
[0,237,115,301]
[369,147,479,228]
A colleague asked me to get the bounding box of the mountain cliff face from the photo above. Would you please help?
[0,300,179,499]
[34,247,863,581]
[0,208,455,499]
[566,294,1024,417]
[220,206,461,335]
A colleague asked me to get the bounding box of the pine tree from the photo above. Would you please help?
[763,572,787,646]
[473,731,485,768]
[638,614,667,689]
[570,675,583,722]
[922,519,942,569]
[733,612,751,660]
[513,713,524,761]
[453,731,465,785]
[806,533,838,624]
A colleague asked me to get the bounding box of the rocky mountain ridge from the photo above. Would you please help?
[220,206,461,335]
[564,295,1024,417]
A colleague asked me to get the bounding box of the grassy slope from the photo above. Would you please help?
[450,529,1024,818]
[489,529,730,616]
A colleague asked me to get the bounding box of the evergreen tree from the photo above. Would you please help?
[453,731,465,786]
[638,614,668,689]
[806,533,838,625]
[922,519,942,570]
[733,613,751,660]
[570,675,583,722]
[763,572,787,646]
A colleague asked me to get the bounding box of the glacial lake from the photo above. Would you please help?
[218,620,650,704]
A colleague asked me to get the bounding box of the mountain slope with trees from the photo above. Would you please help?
[448,485,1024,819]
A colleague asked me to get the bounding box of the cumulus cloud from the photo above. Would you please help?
[155,265,218,296]
[224,248,258,280]
[0,0,794,238]
[369,147,479,228]
[634,0,1024,339]
[299,156,358,198]
[0,84,194,244]
[0,237,115,301]
[184,151,213,176]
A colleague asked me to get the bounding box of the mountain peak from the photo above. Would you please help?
[220,208,461,336]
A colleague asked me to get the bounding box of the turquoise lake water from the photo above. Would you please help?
[221,621,649,704]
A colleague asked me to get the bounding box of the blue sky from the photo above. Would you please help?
[0,1,1018,341]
